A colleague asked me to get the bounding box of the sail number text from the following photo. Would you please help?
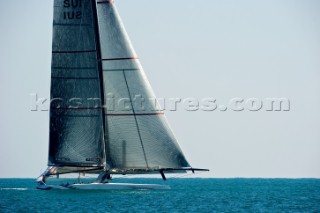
[63,0,82,20]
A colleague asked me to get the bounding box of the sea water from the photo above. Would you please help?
[0,178,319,212]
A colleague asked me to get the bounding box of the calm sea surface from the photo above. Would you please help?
[0,178,319,212]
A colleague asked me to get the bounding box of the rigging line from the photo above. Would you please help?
[92,0,108,167]
[122,70,149,169]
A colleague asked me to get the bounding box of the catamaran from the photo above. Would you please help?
[37,0,208,190]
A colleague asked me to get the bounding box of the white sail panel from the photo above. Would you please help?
[106,116,148,168]
[103,71,133,113]
[136,115,190,168]
[102,60,140,71]
[96,1,137,59]
[97,1,190,170]
[125,70,163,113]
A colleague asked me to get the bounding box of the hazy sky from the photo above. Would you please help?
[0,0,319,178]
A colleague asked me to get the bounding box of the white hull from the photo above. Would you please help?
[37,183,170,190]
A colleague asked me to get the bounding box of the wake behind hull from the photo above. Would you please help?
[37,183,170,190]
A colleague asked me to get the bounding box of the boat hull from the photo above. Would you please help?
[37,183,170,190]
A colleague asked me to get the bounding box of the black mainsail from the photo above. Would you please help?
[39,0,206,182]
[49,0,105,168]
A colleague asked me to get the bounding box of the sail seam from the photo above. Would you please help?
[122,70,149,169]
[101,57,139,61]
[53,23,93,27]
[51,108,103,110]
[52,50,97,54]
[52,77,99,80]
[51,115,100,118]
[103,69,139,72]
[52,67,97,70]
[106,113,164,116]
[51,109,163,114]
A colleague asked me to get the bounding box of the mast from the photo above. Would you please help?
[91,0,109,169]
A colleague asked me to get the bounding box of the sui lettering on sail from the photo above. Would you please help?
[63,0,82,20]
